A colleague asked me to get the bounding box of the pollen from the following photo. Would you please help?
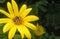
[13,16,22,25]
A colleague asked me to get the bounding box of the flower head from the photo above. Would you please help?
[0,0,39,39]
[34,23,45,36]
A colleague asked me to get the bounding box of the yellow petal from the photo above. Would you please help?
[17,26,24,38]
[35,24,45,36]
[21,8,32,18]
[7,2,13,15]
[0,10,10,17]
[8,26,16,39]
[3,22,12,33]
[19,4,27,15]
[24,22,36,30]
[7,2,14,18]
[12,0,18,15]
[0,18,11,23]
[23,26,31,39]
[8,38,12,39]
[24,15,39,22]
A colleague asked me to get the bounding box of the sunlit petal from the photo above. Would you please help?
[12,0,18,15]
[19,4,27,15]
[8,26,16,39]
[3,22,12,33]
[17,26,24,38]
[0,18,11,23]
[23,26,31,39]
[21,8,32,18]
[24,22,36,30]
[24,15,39,22]
[0,10,10,17]
[7,2,13,15]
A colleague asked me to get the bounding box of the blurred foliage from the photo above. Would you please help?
[0,0,60,39]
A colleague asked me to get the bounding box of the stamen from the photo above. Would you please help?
[13,16,20,23]
[13,16,21,25]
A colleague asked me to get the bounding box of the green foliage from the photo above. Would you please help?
[0,0,4,2]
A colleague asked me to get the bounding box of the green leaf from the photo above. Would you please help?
[55,36,60,39]
[0,24,3,34]
[14,34,21,39]
[0,0,5,3]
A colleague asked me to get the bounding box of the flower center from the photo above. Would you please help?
[13,16,22,25]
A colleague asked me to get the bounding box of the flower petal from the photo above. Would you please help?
[17,26,24,38]
[0,18,11,23]
[3,22,12,33]
[23,26,31,39]
[8,26,16,39]
[12,0,18,15]
[24,15,39,22]
[21,8,32,18]
[0,10,10,17]
[34,25,45,36]
[7,2,15,19]
[24,22,36,30]
[19,4,27,15]
[7,2,13,15]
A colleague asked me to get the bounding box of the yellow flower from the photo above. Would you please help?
[34,23,45,36]
[0,0,39,39]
